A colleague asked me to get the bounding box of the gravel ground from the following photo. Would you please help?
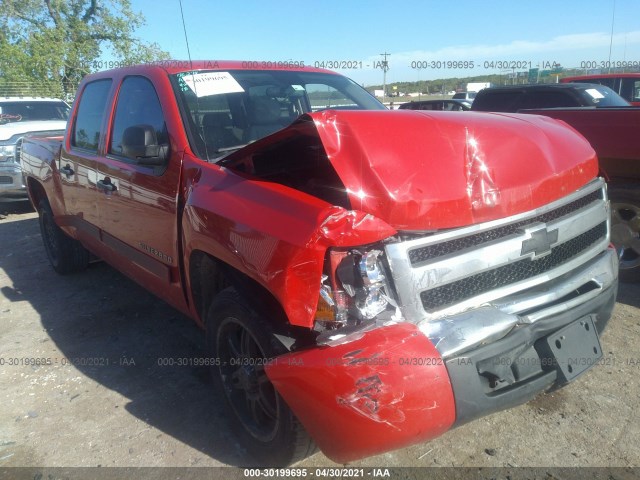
[1,202,639,479]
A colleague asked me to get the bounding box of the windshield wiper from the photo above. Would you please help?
[210,143,252,164]
[216,143,249,153]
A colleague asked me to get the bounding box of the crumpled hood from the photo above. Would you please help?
[0,120,67,142]
[308,110,598,231]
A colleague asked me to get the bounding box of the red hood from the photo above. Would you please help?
[308,110,598,231]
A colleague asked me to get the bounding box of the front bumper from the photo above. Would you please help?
[446,280,616,426]
[265,249,618,463]
[0,164,27,199]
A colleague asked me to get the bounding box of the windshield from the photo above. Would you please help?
[0,101,70,124]
[577,85,630,107]
[171,70,385,160]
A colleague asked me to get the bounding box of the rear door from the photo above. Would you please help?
[59,79,112,244]
[96,75,182,300]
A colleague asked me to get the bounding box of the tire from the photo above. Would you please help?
[38,199,89,274]
[609,186,640,283]
[206,288,316,466]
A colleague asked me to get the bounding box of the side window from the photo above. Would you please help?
[473,92,520,112]
[110,76,167,159]
[306,84,356,110]
[72,80,112,152]
[519,92,577,109]
[620,79,640,103]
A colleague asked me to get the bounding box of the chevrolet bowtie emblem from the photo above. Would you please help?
[521,226,559,258]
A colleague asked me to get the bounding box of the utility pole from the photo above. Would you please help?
[380,52,390,106]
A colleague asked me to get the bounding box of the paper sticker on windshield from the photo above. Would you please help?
[292,85,305,91]
[182,72,245,97]
[585,88,605,99]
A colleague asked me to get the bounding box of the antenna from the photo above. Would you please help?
[178,0,193,71]
[607,0,616,73]
[178,0,210,159]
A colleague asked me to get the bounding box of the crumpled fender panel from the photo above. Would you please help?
[182,159,396,327]
[265,322,455,463]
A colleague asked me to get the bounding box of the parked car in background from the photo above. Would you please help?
[452,91,476,102]
[399,99,471,111]
[0,97,70,200]
[471,83,629,112]
[562,73,640,106]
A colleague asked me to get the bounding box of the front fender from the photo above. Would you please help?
[181,162,396,328]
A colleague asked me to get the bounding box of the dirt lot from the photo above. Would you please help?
[1,202,639,478]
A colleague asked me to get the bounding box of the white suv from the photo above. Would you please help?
[0,97,70,199]
[452,91,477,102]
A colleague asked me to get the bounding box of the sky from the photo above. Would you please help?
[123,0,640,86]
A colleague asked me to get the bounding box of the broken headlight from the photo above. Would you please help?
[315,248,399,328]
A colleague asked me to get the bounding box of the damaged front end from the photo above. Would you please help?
[266,179,618,461]
[226,110,618,463]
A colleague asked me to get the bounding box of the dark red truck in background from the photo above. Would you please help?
[20,62,618,466]
[518,106,640,282]
[473,83,640,283]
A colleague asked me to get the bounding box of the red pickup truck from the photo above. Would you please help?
[21,62,618,466]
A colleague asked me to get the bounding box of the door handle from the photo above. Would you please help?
[60,164,74,178]
[97,178,117,192]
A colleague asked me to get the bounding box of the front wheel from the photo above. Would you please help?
[610,186,640,283]
[38,199,89,274]
[206,288,316,466]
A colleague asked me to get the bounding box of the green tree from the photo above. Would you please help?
[0,0,169,97]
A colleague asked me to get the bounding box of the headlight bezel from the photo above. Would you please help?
[315,246,400,329]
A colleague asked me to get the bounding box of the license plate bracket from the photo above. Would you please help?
[545,315,602,383]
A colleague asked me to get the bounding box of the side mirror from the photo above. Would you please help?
[122,124,169,166]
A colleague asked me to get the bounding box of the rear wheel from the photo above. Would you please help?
[206,288,315,466]
[38,199,89,274]
[610,186,640,282]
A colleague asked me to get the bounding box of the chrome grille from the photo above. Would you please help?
[385,178,611,323]
[420,221,607,311]
[408,189,603,265]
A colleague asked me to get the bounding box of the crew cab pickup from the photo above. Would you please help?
[21,62,618,466]
[520,107,640,282]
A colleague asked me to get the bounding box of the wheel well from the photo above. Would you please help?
[189,251,290,331]
[27,178,47,212]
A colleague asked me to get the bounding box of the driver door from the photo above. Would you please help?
[96,75,181,300]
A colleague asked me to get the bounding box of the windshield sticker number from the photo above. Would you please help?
[182,72,245,97]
